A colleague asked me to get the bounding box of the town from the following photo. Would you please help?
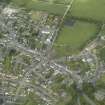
[0,0,105,105]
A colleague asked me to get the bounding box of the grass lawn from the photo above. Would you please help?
[54,21,98,56]
[70,0,105,22]
[98,47,105,62]
[65,60,90,72]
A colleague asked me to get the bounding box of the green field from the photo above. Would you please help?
[11,0,105,22]
[11,0,67,15]
[98,47,105,62]
[54,21,98,56]
[70,0,105,22]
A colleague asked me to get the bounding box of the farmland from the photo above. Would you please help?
[11,0,67,15]
[70,0,105,22]
[11,0,105,22]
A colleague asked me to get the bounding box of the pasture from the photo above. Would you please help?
[70,0,105,22]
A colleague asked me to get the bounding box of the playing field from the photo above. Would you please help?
[70,0,105,22]
[54,21,98,56]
